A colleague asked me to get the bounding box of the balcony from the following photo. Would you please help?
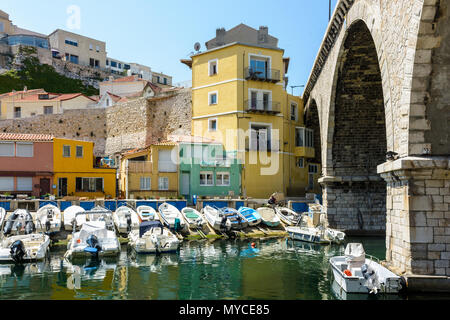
[294,146,315,158]
[127,161,153,173]
[244,100,281,114]
[245,67,280,83]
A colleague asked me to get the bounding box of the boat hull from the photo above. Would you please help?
[286,227,331,244]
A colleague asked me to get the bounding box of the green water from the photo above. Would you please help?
[0,237,446,300]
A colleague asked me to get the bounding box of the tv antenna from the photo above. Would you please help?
[194,42,201,52]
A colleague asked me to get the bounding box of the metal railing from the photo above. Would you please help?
[244,100,281,113]
[245,67,280,83]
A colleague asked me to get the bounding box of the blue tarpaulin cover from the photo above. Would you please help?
[139,220,163,237]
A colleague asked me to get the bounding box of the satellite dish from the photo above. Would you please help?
[194,42,201,52]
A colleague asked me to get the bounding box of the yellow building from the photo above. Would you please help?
[53,138,116,199]
[119,142,179,199]
[182,24,320,198]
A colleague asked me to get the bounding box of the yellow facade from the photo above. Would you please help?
[189,43,320,198]
[53,138,116,198]
[119,144,179,199]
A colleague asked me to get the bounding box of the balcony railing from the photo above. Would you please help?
[127,161,153,173]
[244,100,281,114]
[245,67,280,83]
[14,112,21,119]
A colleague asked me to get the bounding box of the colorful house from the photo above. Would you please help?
[181,24,320,199]
[119,142,179,199]
[52,138,116,198]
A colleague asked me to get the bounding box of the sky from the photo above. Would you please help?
[2,0,338,96]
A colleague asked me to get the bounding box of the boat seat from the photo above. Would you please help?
[351,268,363,277]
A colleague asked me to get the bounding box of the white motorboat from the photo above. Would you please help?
[113,206,140,234]
[330,243,403,294]
[3,209,35,236]
[257,207,281,227]
[128,220,180,254]
[88,206,109,221]
[0,233,50,263]
[201,205,231,232]
[36,204,62,233]
[136,205,157,222]
[63,205,86,231]
[0,207,6,229]
[274,207,302,226]
[286,213,345,244]
[181,207,207,230]
[65,209,120,259]
[158,203,186,231]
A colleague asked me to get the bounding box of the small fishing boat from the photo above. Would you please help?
[256,207,281,227]
[158,203,186,231]
[3,209,35,236]
[220,207,248,230]
[88,206,109,221]
[181,207,207,230]
[274,207,302,226]
[330,243,403,294]
[201,206,231,232]
[0,207,6,230]
[128,220,180,254]
[136,205,157,222]
[36,204,62,233]
[65,209,120,259]
[285,213,345,244]
[0,233,50,263]
[238,207,262,226]
[63,205,86,231]
[113,206,140,234]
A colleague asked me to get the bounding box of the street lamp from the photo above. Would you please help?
[290,85,305,96]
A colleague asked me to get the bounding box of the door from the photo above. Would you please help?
[39,178,50,196]
[58,178,68,197]
[181,173,190,197]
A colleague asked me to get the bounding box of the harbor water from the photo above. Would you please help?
[0,236,449,300]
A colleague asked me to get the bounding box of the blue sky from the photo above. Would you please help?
[3,0,337,96]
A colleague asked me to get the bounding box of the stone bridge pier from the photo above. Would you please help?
[303,0,450,290]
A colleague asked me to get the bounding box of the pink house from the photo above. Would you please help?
[0,133,54,197]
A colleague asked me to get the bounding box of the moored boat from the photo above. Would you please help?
[63,205,86,231]
[36,204,61,233]
[0,207,6,229]
[330,243,403,294]
[256,207,281,227]
[113,206,140,234]
[201,206,231,232]
[128,220,180,254]
[220,207,248,230]
[0,233,50,263]
[136,205,157,222]
[3,209,35,236]
[274,207,302,226]
[181,207,207,230]
[158,203,186,231]
[238,207,262,226]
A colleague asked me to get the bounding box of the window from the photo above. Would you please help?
[249,56,269,79]
[17,177,32,191]
[75,177,104,192]
[65,38,78,47]
[14,107,21,118]
[124,64,130,70]
[296,157,304,168]
[69,55,79,64]
[111,61,117,68]
[208,118,217,132]
[140,177,151,190]
[0,142,14,157]
[44,106,53,115]
[90,58,95,67]
[308,164,318,174]
[157,76,160,83]
[208,91,218,105]
[118,63,122,69]
[248,89,272,111]
[250,124,271,151]
[63,145,71,157]
[95,60,99,68]
[89,44,93,50]
[96,45,100,52]
[291,103,298,121]
[158,150,177,172]
[200,172,214,186]
[209,59,218,76]
[158,177,169,190]
[0,177,14,191]
[216,172,230,186]
[76,146,83,158]
[16,143,33,157]
[0,22,4,33]
[164,78,167,85]
[106,59,109,66]
[295,128,314,148]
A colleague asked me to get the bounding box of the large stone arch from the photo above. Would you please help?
[304,99,322,167]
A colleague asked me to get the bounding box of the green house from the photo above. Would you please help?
[178,141,242,204]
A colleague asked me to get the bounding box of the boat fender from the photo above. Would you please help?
[10,240,26,263]
[25,220,35,235]
[126,214,132,233]
[3,213,17,235]
[45,220,51,232]
[343,269,352,277]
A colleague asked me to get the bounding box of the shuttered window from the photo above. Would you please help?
[16,142,33,157]
[158,177,169,190]
[158,150,177,172]
[0,177,14,191]
[140,177,151,190]
[17,177,32,191]
[0,142,14,157]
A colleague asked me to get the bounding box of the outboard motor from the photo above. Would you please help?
[126,213,132,233]
[85,234,102,256]
[25,213,35,235]
[3,213,18,236]
[361,264,380,294]
[10,240,26,263]
[174,218,181,232]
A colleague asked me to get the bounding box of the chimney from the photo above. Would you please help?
[258,26,269,44]
[216,28,226,46]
